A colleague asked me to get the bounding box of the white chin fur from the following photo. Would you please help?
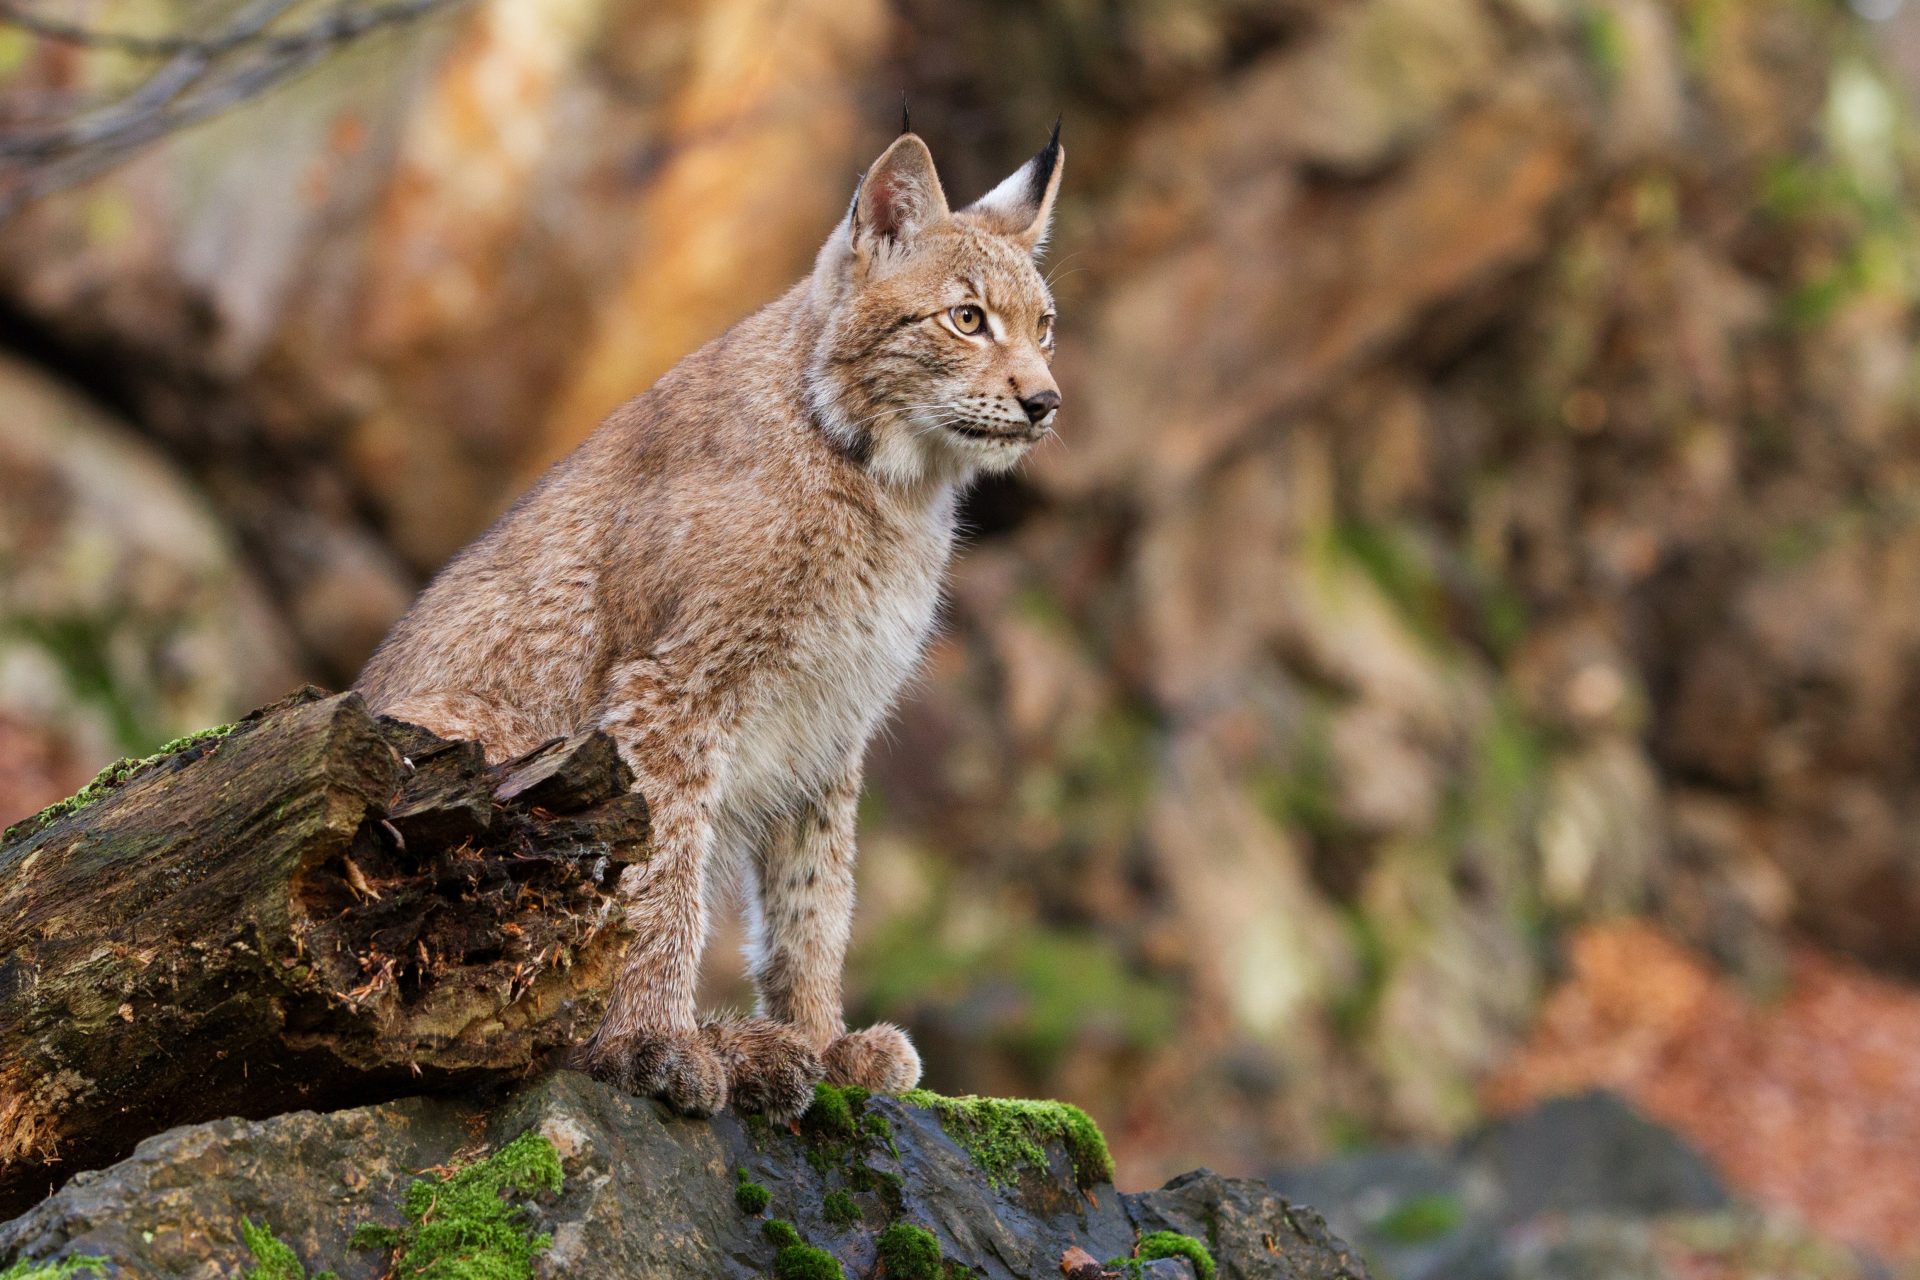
[864,414,1036,488]
[948,430,1035,473]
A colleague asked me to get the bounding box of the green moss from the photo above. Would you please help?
[1136,1231,1215,1280]
[350,1130,561,1280]
[1578,2,1628,92]
[349,1224,402,1251]
[1255,701,1344,846]
[804,1082,860,1142]
[1002,932,1178,1071]
[772,1244,845,1280]
[1322,518,1533,663]
[1374,1193,1464,1244]
[1026,702,1159,834]
[1322,1108,1373,1155]
[875,1222,942,1280]
[240,1219,302,1280]
[239,1219,337,1280]
[820,1190,860,1227]
[735,1167,771,1215]
[9,614,147,752]
[1328,906,1390,1041]
[898,1090,1114,1189]
[3,721,239,842]
[846,1163,906,1216]
[764,1219,804,1250]
[0,1259,106,1280]
[0,27,31,80]
[1335,521,1437,633]
[803,1081,895,1176]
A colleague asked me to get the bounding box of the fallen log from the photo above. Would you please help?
[0,689,646,1215]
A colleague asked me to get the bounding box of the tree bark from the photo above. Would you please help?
[0,688,646,1215]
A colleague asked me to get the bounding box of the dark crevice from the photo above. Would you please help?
[0,294,149,428]
[957,471,1046,541]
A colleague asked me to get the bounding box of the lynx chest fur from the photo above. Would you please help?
[719,474,957,825]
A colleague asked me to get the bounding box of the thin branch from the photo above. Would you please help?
[0,0,467,220]
[1,0,307,159]
[0,0,452,59]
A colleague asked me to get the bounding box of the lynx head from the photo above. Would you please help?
[808,126,1064,488]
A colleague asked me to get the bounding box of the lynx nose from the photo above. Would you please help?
[1020,389,1061,423]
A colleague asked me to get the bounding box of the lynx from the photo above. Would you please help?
[355,125,1064,1121]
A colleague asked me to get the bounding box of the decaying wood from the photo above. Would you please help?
[489,731,633,812]
[0,688,647,1214]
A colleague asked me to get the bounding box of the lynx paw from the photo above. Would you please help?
[700,1015,824,1124]
[575,1029,729,1117]
[823,1022,922,1093]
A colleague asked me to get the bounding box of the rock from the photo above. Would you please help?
[1268,1091,1731,1280]
[1130,1170,1371,1280]
[0,1074,1368,1280]
[1463,1092,1728,1223]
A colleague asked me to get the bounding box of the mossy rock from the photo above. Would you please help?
[0,1072,1368,1280]
[875,1222,943,1280]
[0,1261,106,1280]
[899,1089,1115,1189]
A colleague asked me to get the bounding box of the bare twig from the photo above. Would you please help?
[0,0,455,60]
[0,0,467,220]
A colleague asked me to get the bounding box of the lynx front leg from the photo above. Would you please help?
[577,667,821,1120]
[575,779,731,1115]
[575,673,733,1115]
[753,764,921,1094]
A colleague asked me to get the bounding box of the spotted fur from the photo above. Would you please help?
[355,129,1064,1115]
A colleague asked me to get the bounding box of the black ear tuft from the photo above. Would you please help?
[1029,116,1063,205]
[900,94,912,138]
[959,124,1064,251]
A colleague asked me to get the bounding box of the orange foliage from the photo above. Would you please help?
[1489,921,1920,1259]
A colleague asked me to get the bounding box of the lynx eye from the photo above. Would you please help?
[948,304,985,336]
[1038,314,1055,345]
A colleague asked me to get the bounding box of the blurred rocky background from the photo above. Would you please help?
[7,0,1920,1273]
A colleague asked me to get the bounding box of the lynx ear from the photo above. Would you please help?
[850,133,949,254]
[963,122,1063,254]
